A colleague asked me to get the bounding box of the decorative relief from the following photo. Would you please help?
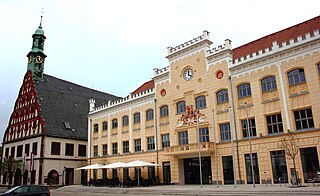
[238,97,252,108]
[289,83,308,97]
[262,90,279,103]
[216,102,229,113]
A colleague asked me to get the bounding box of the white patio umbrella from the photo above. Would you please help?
[102,161,127,169]
[125,160,159,186]
[76,163,104,170]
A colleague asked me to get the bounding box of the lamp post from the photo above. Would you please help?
[244,102,255,188]
[212,110,218,188]
[228,107,237,188]
[196,112,203,188]
[177,106,205,188]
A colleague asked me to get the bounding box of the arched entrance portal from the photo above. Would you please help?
[13,168,22,186]
[47,170,59,185]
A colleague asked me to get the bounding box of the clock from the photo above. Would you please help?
[28,56,33,64]
[183,68,193,81]
[35,55,44,64]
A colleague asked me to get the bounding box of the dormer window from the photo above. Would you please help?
[64,122,71,129]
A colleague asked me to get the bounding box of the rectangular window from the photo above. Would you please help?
[147,136,155,150]
[161,134,170,148]
[93,145,98,157]
[17,145,23,158]
[178,131,188,145]
[241,118,257,138]
[5,148,9,158]
[112,143,118,155]
[294,108,314,130]
[199,127,209,142]
[102,121,108,131]
[25,144,30,156]
[220,123,231,141]
[32,142,38,155]
[196,96,206,110]
[11,146,15,158]
[123,141,129,153]
[134,139,141,152]
[122,116,129,126]
[93,124,99,133]
[78,144,86,157]
[146,110,154,121]
[134,113,141,124]
[65,143,74,156]
[51,142,61,155]
[266,114,283,134]
[102,144,108,156]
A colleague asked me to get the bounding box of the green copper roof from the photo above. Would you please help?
[35,26,44,35]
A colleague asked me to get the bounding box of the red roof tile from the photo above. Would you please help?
[233,16,320,60]
[131,80,154,95]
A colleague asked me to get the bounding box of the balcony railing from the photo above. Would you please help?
[164,142,214,156]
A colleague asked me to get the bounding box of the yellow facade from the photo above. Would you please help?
[88,24,320,185]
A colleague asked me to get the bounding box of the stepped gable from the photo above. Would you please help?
[233,16,320,60]
[35,74,120,140]
[131,80,155,95]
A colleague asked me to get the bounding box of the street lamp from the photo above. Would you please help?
[228,106,237,188]
[244,102,255,188]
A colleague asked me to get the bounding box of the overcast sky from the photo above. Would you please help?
[0,0,319,143]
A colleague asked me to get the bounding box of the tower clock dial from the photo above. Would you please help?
[183,68,193,81]
[35,55,44,64]
[28,56,33,64]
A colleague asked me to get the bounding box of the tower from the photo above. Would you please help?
[27,16,47,81]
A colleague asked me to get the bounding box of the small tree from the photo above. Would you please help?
[279,129,300,187]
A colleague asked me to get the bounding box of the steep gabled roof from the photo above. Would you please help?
[131,80,154,95]
[233,15,320,60]
[35,74,120,140]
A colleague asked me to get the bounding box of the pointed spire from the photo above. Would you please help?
[39,8,44,28]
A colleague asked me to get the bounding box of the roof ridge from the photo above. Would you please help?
[234,15,320,50]
[43,74,121,98]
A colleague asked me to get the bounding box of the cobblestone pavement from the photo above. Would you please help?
[51,184,320,196]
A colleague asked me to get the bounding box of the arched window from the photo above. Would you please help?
[288,69,306,85]
[122,116,129,126]
[146,109,154,121]
[261,76,277,92]
[160,105,169,117]
[318,63,320,75]
[195,96,206,110]
[176,101,186,114]
[93,124,99,133]
[102,121,108,131]
[134,113,140,124]
[112,119,118,128]
[237,83,251,98]
[216,89,228,104]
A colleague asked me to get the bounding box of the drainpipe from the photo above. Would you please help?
[154,99,159,182]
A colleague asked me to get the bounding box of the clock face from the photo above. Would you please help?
[183,68,193,81]
[28,56,33,64]
[35,56,44,64]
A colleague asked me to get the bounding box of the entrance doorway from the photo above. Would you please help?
[184,156,212,184]
[162,162,171,185]
[300,147,320,182]
[13,168,22,186]
[47,170,59,185]
[81,170,87,185]
[65,168,74,185]
[245,153,260,184]
[222,156,234,184]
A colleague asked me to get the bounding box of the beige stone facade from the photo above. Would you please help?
[88,17,320,185]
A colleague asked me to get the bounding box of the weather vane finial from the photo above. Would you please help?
[39,8,45,28]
